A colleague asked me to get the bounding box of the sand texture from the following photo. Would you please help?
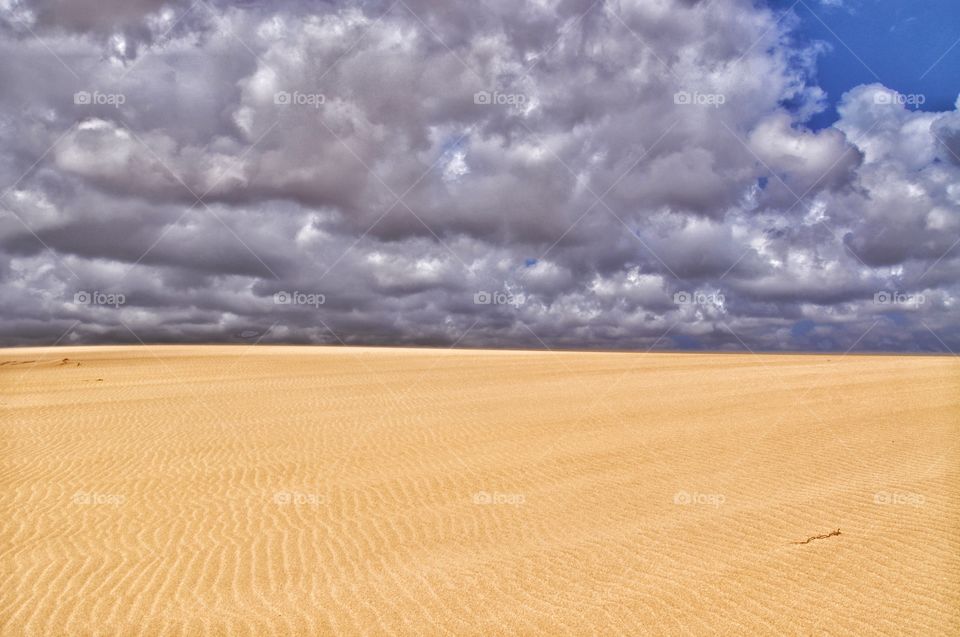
[1,346,958,636]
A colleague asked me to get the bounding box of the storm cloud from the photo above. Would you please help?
[0,0,957,351]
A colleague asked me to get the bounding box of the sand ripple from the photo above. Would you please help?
[1,346,958,635]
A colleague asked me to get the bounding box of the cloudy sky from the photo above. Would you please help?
[0,0,958,352]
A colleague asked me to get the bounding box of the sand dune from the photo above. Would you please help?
[1,346,958,635]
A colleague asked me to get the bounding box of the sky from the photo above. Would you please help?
[773,0,960,128]
[0,0,957,352]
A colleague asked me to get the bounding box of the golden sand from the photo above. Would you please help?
[1,346,958,635]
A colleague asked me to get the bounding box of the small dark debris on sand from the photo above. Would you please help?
[792,528,841,545]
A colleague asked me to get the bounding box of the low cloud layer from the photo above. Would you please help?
[0,0,957,352]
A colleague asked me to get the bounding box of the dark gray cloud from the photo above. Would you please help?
[0,0,957,352]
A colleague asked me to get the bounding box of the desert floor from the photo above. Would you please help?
[1,345,958,636]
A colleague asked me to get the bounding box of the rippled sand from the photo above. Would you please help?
[1,346,958,635]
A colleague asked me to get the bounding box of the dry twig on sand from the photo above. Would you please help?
[791,528,841,545]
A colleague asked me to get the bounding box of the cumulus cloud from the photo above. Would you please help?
[0,0,956,352]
